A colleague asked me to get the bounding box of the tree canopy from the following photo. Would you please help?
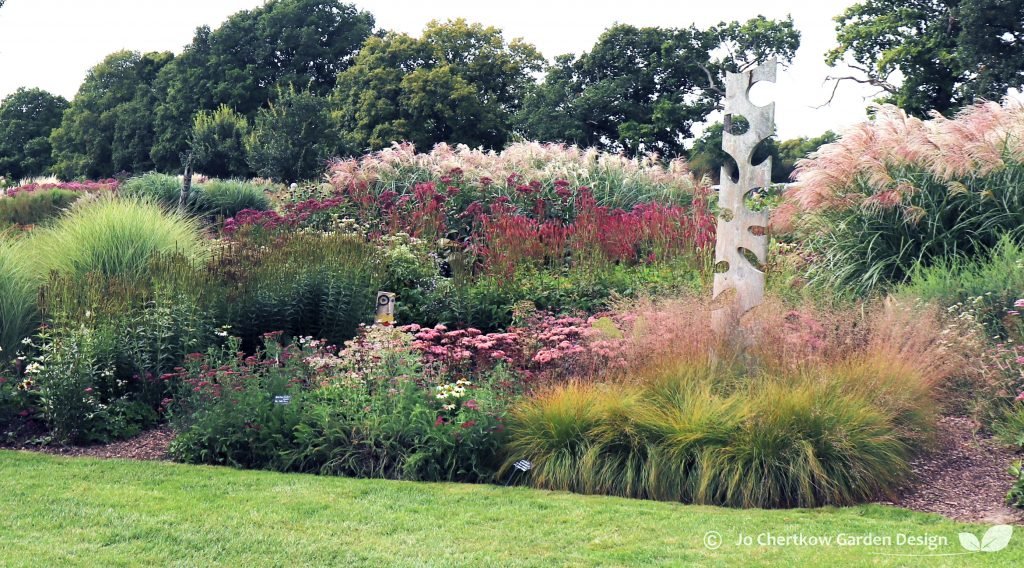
[333,19,544,153]
[0,88,68,180]
[50,50,172,179]
[826,0,1024,117]
[149,0,374,170]
[516,17,800,157]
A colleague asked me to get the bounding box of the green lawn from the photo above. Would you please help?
[0,450,1020,567]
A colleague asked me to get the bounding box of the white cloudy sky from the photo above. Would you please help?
[0,0,881,139]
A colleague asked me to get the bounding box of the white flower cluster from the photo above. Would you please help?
[435,378,471,401]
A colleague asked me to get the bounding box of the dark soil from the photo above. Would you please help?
[13,427,174,461]
[885,416,1024,525]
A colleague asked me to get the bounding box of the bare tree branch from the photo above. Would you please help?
[698,64,725,96]
[816,69,898,108]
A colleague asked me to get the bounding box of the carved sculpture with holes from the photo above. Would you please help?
[712,60,775,333]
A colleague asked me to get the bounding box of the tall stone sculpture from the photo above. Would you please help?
[712,60,775,333]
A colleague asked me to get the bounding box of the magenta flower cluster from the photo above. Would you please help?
[5,179,118,197]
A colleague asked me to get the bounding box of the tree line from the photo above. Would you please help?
[0,0,1020,183]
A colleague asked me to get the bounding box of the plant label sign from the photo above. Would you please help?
[273,395,291,405]
[375,291,396,326]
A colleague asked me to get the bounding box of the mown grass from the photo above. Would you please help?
[0,451,1019,567]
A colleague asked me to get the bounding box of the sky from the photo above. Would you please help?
[0,0,882,140]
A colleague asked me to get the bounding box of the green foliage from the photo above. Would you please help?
[0,87,68,180]
[0,189,82,227]
[334,18,544,153]
[5,451,1021,567]
[151,0,373,170]
[223,232,380,346]
[29,322,120,443]
[517,17,799,157]
[29,258,222,443]
[0,236,37,358]
[170,332,506,482]
[190,105,251,178]
[1010,461,1024,509]
[244,87,334,182]
[690,126,836,185]
[437,259,706,332]
[996,406,1024,450]
[827,0,1024,117]
[505,357,932,508]
[27,196,208,280]
[50,50,173,178]
[689,120,781,183]
[898,237,1024,335]
[194,179,270,218]
[776,131,837,175]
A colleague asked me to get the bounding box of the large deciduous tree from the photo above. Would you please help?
[826,0,1024,117]
[50,51,172,179]
[333,18,544,153]
[516,16,800,157]
[150,0,374,171]
[0,88,69,180]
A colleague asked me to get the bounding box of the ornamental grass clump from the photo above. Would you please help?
[26,196,208,280]
[781,99,1024,294]
[503,297,968,508]
[194,179,271,218]
[0,235,37,356]
[118,173,185,206]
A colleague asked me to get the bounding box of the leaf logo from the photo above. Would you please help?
[959,525,1013,553]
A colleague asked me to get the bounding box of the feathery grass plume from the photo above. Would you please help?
[780,99,1024,293]
[328,141,699,210]
[26,195,208,280]
[0,234,38,356]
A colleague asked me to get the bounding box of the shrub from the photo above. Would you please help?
[0,189,83,227]
[194,179,270,218]
[784,101,1024,294]
[26,195,208,280]
[0,236,37,357]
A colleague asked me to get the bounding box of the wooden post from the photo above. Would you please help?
[180,151,193,210]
